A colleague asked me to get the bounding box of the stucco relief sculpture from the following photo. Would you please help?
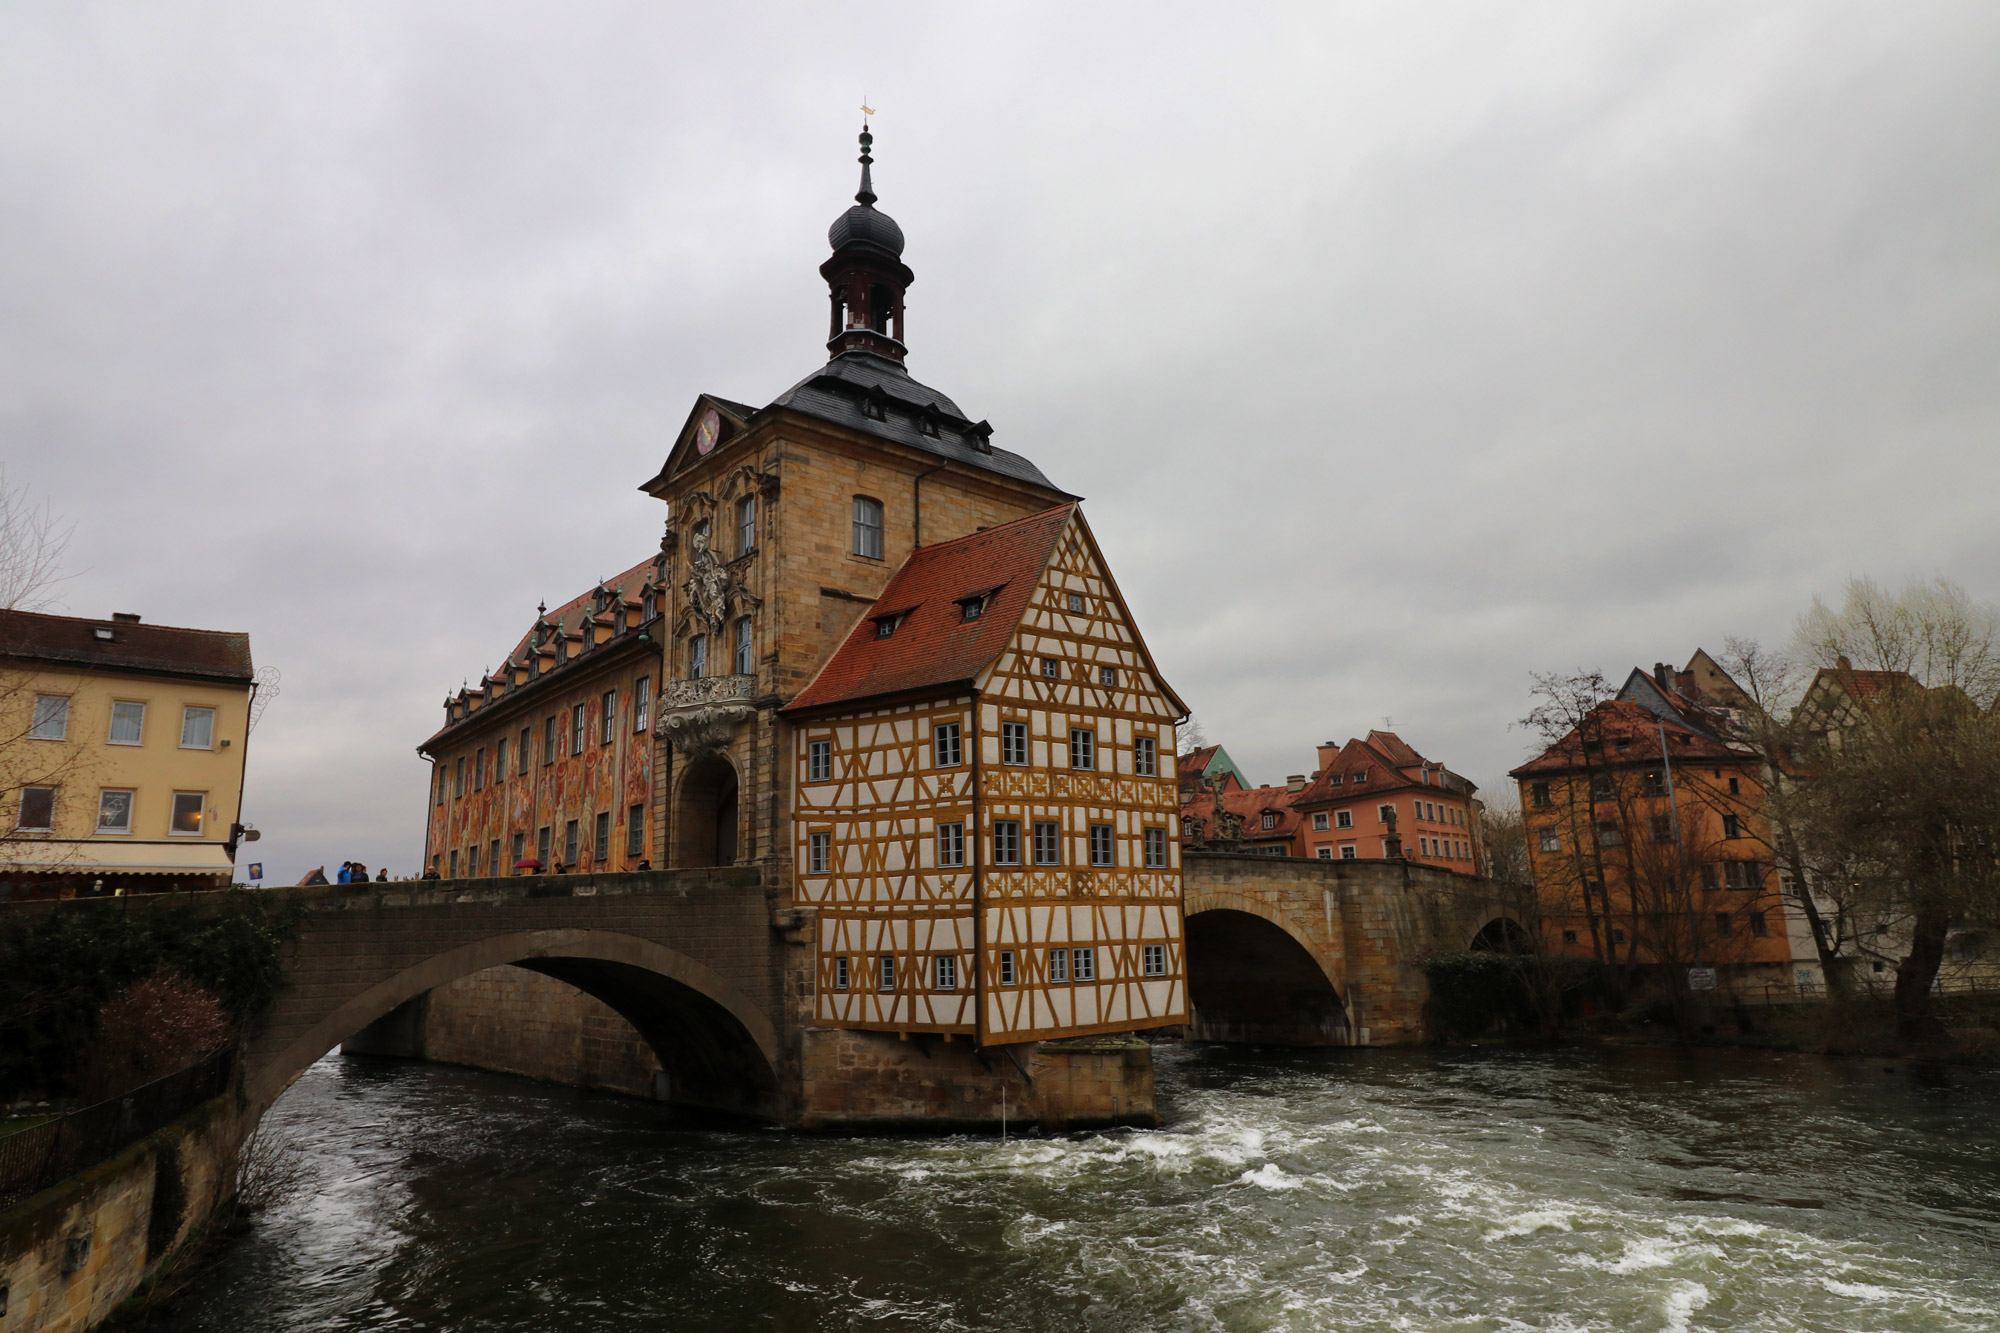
[657,673,756,757]
[683,524,731,633]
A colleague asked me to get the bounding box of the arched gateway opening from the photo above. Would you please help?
[674,754,739,868]
[1185,909,1349,1046]
[248,930,782,1122]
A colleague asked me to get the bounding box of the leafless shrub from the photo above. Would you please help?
[78,973,234,1102]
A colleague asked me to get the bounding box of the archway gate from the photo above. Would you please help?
[1182,853,1535,1046]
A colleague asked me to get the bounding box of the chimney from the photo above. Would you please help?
[1316,742,1340,772]
[1655,662,1676,692]
[112,612,141,623]
[1286,774,1307,793]
[1836,655,1853,672]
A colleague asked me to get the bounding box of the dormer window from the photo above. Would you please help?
[919,410,941,439]
[863,391,889,422]
[94,627,114,641]
[642,592,657,620]
[875,618,897,639]
[1262,812,1277,830]
[968,421,994,454]
[1353,769,1368,783]
[1329,774,1343,786]
[960,597,983,622]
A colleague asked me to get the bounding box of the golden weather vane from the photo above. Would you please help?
[861,97,874,123]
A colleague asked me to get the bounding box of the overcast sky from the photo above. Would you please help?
[4,3,1996,881]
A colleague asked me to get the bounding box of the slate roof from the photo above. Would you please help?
[769,352,1065,493]
[0,609,252,683]
[783,505,1077,714]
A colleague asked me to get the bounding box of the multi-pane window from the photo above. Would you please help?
[1143,943,1166,977]
[1134,735,1157,777]
[1066,593,1084,612]
[1143,827,1167,868]
[1714,912,1734,938]
[97,789,134,833]
[1089,823,1114,866]
[1001,720,1028,765]
[1099,666,1115,687]
[936,821,965,868]
[435,767,446,806]
[1336,810,1352,829]
[1316,847,1333,860]
[30,695,69,741]
[1722,813,1742,838]
[998,950,1017,986]
[1749,911,1768,937]
[454,757,466,797]
[878,955,895,991]
[627,805,645,858]
[1340,845,1357,860]
[1072,947,1096,982]
[634,677,651,733]
[1539,827,1559,853]
[1529,781,1552,807]
[571,703,586,755]
[1069,728,1094,770]
[601,691,616,744]
[1312,812,1329,831]
[595,811,611,861]
[935,955,957,991]
[808,740,832,782]
[495,737,508,778]
[511,832,525,873]
[563,819,580,866]
[1650,814,1674,844]
[468,844,480,877]
[1261,812,1276,830]
[1596,821,1623,847]
[689,634,708,680]
[449,850,458,878]
[1722,860,1764,890]
[1047,947,1069,983]
[833,956,850,991]
[993,820,1021,865]
[960,596,983,622]
[808,832,830,874]
[169,792,205,835]
[1377,804,1394,823]
[109,701,146,745]
[852,495,884,559]
[17,786,55,831]
[933,722,962,768]
[537,826,551,867]
[733,617,753,675]
[543,717,557,765]
[473,749,485,791]
[1040,657,1058,679]
[1033,821,1061,865]
[180,706,215,749]
[737,495,757,556]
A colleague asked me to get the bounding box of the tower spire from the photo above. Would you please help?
[856,124,876,207]
[822,116,912,364]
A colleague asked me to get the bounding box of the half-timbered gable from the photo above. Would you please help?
[784,505,1188,1043]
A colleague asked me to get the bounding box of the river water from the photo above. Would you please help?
[177,1043,2000,1332]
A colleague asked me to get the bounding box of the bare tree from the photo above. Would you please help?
[1176,714,1209,756]
[1476,794,1531,886]
[1788,577,2000,1038]
[0,467,74,612]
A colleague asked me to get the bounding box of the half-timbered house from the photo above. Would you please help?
[783,504,1190,1043]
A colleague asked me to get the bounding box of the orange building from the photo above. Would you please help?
[1286,732,1479,870]
[1511,659,1803,993]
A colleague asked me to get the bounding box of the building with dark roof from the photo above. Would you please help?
[1,608,254,898]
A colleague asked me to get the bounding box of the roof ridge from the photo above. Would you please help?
[0,607,248,638]
[908,502,1077,555]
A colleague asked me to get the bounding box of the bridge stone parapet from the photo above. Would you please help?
[1183,853,1533,1046]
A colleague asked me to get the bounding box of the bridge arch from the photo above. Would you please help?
[248,928,781,1120]
[1183,898,1350,1047]
[1469,916,1536,955]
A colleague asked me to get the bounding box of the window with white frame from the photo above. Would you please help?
[169,792,205,836]
[1134,735,1157,777]
[1143,827,1167,868]
[688,633,707,680]
[736,495,756,556]
[600,691,617,745]
[1047,947,1068,983]
[1312,811,1329,830]
[595,811,611,861]
[935,955,957,991]
[30,695,69,741]
[512,831,525,871]
[634,676,651,732]
[733,616,753,675]
[627,806,645,858]
[1340,844,1357,860]
[1088,823,1114,866]
[543,717,557,765]
[564,819,579,865]
[495,736,508,778]
[933,722,962,768]
[1066,592,1084,612]
[808,740,832,782]
[993,820,1021,865]
[1069,728,1094,770]
[878,955,895,991]
[1143,943,1166,976]
[1099,666,1115,687]
[1002,720,1028,765]
[1033,821,1060,865]
[180,706,216,749]
[1336,809,1353,829]
[852,496,884,558]
[1261,812,1276,830]
[1316,847,1332,860]
[17,786,55,831]
[1377,803,1394,823]
[998,950,1017,986]
[1072,947,1096,982]
[537,826,551,867]
[97,789,133,834]
[109,700,145,746]
[571,703,586,755]
[808,831,830,874]
[937,821,965,867]
[1040,657,1058,679]
[833,956,850,990]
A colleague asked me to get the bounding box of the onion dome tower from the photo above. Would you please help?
[822,125,914,364]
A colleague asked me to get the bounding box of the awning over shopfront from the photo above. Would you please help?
[0,840,237,877]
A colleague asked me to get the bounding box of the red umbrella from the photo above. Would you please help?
[513,857,543,871]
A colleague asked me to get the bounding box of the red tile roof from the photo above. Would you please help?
[1177,745,1220,779]
[1288,737,1412,806]
[1508,698,1742,777]
[504,555,661,670]
[784,505,1077,714]
[1181,783,1301,842]
[0,609,252,683]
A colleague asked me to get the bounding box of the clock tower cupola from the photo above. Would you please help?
[821,125,915,364]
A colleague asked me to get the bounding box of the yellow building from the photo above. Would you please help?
[0,609,254,898]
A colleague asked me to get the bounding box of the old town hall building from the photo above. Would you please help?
[419,129,1188,1079]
